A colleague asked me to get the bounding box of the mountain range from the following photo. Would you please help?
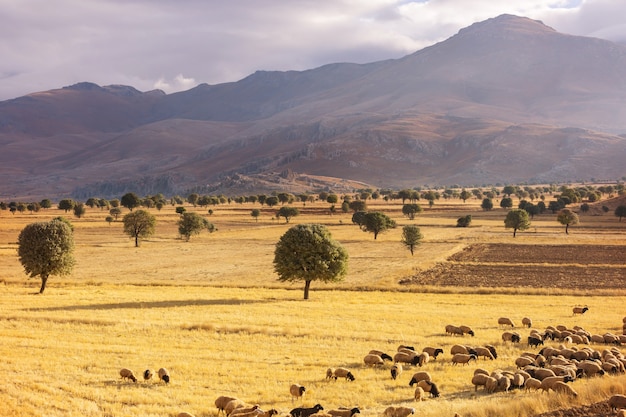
[1,14,626,200]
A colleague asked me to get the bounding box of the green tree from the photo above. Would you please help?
[481,199,493,211]
[402,204,423,220]
[109,207,122,220]
[265,196,279,207]
[556,208,579,234]
[17,218,75,293]
[120,192,141,211]
[105,216,114,225]
[122,210,156,247]
[277,206,299,223]
[615,205,626,222]
[85,198,99,208]
[502,185,517,197]
[361,211,396,240]
[459,189,472,202]
[349,200,367,213]
[178,212,214,241]
[401,225,423,256]
[58,199,75,213]
[500,197,513,209]
[456,215,472,227]
[580,203,590,214]
[175,206,186,215]
[273,224,348,300]
[326,194,338,204]
[187,193,199,207]
[40,199,52,209]
[504,209,530,237]
[73,203,86,219]
[251,208,260,222]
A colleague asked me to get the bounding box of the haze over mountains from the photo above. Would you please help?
[1,14,625,200]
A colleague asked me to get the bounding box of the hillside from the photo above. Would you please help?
[1,14,625,199]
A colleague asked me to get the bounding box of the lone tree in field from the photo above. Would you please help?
[251,208,260,222]
[401,225,423,256]
[361,211,396,239]
[556,208,579,234]
[504,209,530,237]
[18,218,75,293]
[615,205,626,222]
[178,212,215,241]
[274,224,348,300]
[276,206,299,223]
[123,210,156,247]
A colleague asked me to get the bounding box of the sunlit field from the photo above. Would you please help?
[0,195,625,417]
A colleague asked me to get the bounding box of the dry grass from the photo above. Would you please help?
[0,196,625,417]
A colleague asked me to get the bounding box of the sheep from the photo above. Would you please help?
[332,367,355,381]
[445,325,464,336]
[498,317,515,328]
[540,375,574,393]
[390,364,403,380]
[610,395,626,411]
[290,384,306,401]
[215,396,239,416]
[471,373,489,391]
[552,381,578,397]
[326,368,335,380]
[522,317,532,328]
[417,379,440,397]
[291,404,324,417]
[474,346,495,360]
[528,336,544,348]
[459,325,475,337]
[414,386,425,401]
[157,367,170,384]
[451,353,477,365]
[383,406,415,417]
[590,334,606,344]
[408,371,432,386]
[484,376,498,393]
[572,306,589,315]
[363,354,385,367]
[485,344,498,359]
[502,331,521,343]
[450,344,471,355]
[515,356,534,369]
[511,372,525,389]
[393,352,420,366]
[417,352,430,367]
[369,350,393,361]
[577,361,604,377]
[422,347,444,360]
[230,405,261,417]
[497,375,511,392]
[533,368,557,381]
[328,408,360,417]
[119,368,137,383]
[524,377,542,391]
[143,369,153,381]
[224,400,247,416]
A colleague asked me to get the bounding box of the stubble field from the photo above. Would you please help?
[0,195,625,417]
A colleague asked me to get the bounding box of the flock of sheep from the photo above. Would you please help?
[119,367,170,384]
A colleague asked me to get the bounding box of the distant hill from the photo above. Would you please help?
[1,14,625,200]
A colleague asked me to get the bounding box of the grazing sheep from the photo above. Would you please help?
[417,352,430,367]
[369,350,393,361]
[416,379,440,397]
[533,368,557,381]
[393,352,420,366]
[390,364,403,380]
[577,361,604,377]
[414,386,425,401]
[408,371,432,386]
[450,344,475,355]
[328,408,360,417]
[512,372,525,389]
[498,317,515,328]
[497,375,511,392]
[572,306,589,315]
[610,395,626,411]
[215,396,239,416]
[326,368,335,380]
[157,367,170,384]
[484,376,498,393]
[383,406,415,417]
[459,325,475,337]
[552,381,578,397]
[522,317,532,328]
[422,347,444,360]
[528,336,544,348]
[471,373,489,391]
[445,325,464,336]
[230,405,261,417]
[502,331,521,343]
[540,375,574,393]
[451,353,477,365]
[332,367,355,381]
[290,384,306,401]
[291,404,324,417]
[119,368,137,383]
[485,344,498,359]
[474,346,495,360]
[524,377,542,391]
[224,399,247,416]
[363,354,385,367]
[398,345,416,352]
[143,369,153,381]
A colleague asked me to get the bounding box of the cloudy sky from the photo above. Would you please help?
[1,0,625,101]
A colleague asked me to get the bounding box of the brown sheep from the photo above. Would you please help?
[393,352,419,366]
[119,368,137,383]
[515,356,534,369]
[215,396,239,416]
[498,317,515,328]
[522,317,532,328]
[224,399,247,416]
[484,376,498,393]
[525,377,542,391]
[445,325,464,336]
[451,353,477,365]
[474,346,495,360]
[540,376,574,393]
[610,395,626,411]
[414,386,425,401]
[390,364,403,380]
[230,405,261,417]
[552,381,578,397]
[459,325,475,336]
[577,360,604,377]
[408,371,432,386]
[416,379,440,397]
[450,344,470,355]
[363,354,384,367]
[290,384,306,402]
[383,406,415,417]
[332,367,355,381]
[157,367,170,384]
[328,407,360,417]
[422,347,444,360]
[502,331,521,343]
[572,306,589,315]
[471,373,489,391]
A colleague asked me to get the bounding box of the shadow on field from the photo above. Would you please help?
[27,298,272,311]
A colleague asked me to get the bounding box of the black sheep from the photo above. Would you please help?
[290,404,323,417]
[528,336,544,348]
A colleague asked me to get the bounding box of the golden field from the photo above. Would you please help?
[0,196,625,417]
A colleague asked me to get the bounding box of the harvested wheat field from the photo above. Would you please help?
[0,194,625,417]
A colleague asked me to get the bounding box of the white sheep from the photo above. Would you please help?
[498,317,515,328]
[471,373,489,391]
[290,384,306,401]
[451,353,477,365]
[524,377,542,391]
[119,368,137,383]
[417,352,429,367]
[216,396,239,416]
[390,364,403,380]
[393,351,419,366]
[502,331,521,343]
[158,367,170,384]
[383,406,415,417]
[328,407,360,417]
[363,354,384,367]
